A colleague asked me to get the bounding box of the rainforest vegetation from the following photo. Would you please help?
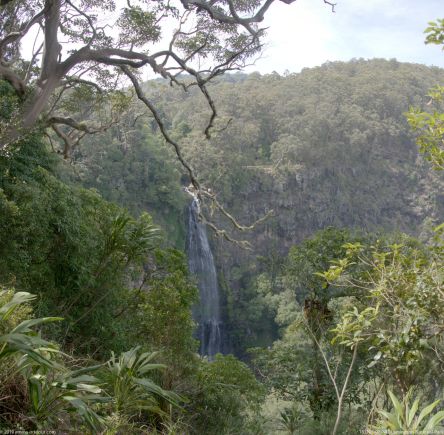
[0,0,444,433]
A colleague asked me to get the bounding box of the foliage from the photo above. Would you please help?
[278,403,307,434]
[130,248,198,381]
[251,227,444,432]
[0,76,272,434]
[99,347,181,425]
[406,87,444,170]
[0,288,185,432]
[70,121,187,247]
[19,358,104,432]
[251,229,372,418]
[165,59,444,238]
[374,390,444,433]
[0,289,61,369]
[3,11,444,434]
[424,18,444,47]
[0,118,163,355]
[137,60,444,356]
[64,61,444,359]
[0,0,271,141]
[406,19,444,170]
[0,288,104,430]
[325,237,444,393]
[188,354,265,434]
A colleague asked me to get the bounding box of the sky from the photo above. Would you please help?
[19,0,444,77]
[247,0,444,74]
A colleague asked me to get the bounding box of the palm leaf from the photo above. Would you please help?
[423,410,444,431]
[0,291,36,320]
[11,316,63,333]
[416,400,441,427]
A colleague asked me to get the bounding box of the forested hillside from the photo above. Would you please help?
[72,59,444,353]
[76,60,444,248]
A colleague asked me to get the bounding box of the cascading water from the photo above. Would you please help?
[186,197,222,359]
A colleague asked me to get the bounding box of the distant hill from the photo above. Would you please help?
[73,59,444,349]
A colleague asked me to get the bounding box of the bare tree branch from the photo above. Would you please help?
[201,189,274,231]
[24,38,43,84]
[0,7,46,57]
[324,0,336,12]
[65,0,97,47]
[121,65,201,192]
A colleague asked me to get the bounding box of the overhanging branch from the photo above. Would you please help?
[121,65,201,192]
[0,8,46,57]
[122,65,273,247]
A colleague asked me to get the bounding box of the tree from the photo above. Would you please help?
[0,0,312,156]
[406,19,444,170]
[188,354,265,434]
[0,0,265,138]
[0,0,336,242]
[323,238,444,425]
[251,229,370,426]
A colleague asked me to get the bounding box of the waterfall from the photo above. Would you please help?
[186,197,222,359]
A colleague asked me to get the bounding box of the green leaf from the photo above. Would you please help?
[407,398,419,427]
[416,400,441,427]
[423,410,444,431]
[388,391,404,425]
[0,292,36,321]
[12,317,63,333]
[377,410,399,430]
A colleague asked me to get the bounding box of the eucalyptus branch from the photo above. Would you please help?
[62,77,104,93]
[324,0,336,12]
[48,116,104,134]
[65,0,97,47]
[49,115,119,157]
[203,219,253,250]
[121,65,200,191]
[51,124,73,158]
[0,62,25,95]
[0,7,46,56]
[201,189,274,232]
[24,40,43,84]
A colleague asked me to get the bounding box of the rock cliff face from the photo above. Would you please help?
[208,151,443,352]
[173,60,444,261]
[214,162,443,264]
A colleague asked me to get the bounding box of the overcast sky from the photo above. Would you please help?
[20,0,444,77]
[247,0,444,74]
